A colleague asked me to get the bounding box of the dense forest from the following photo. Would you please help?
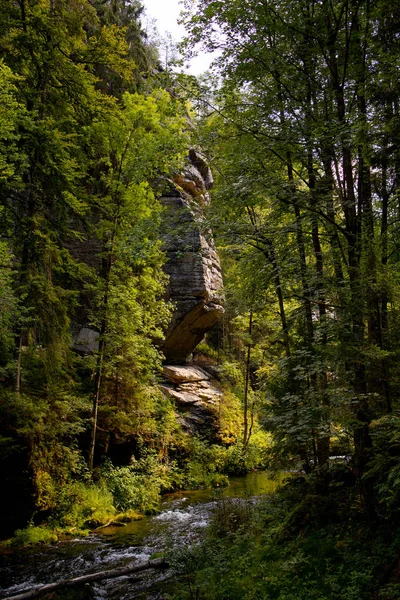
[2,0,400,598]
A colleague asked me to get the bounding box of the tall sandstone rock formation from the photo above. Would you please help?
[160,150,224,363]
[69,150,224,362]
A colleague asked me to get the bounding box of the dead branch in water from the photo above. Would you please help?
[2,558,169,600]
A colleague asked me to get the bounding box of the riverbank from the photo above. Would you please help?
[1,426,273,549]
[0,471,284,600]
[0,511,145,550]
[1,470,284,550]
[4,469,399,600]
[171,470,400,600]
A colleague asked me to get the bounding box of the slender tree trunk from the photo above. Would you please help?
[259,239,291,357]
[321,152,346,296]
[287,155,314,349]
[324,12,375,518]
[243,310,253,450]
[88,249,113,472]
[88,336,106,472]
[308,151,330,467]
[380,154,392,413]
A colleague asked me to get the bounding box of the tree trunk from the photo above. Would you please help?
[243,310,253,450]
[288,158,314,349]
[88,249,113,472]
[259,238,291,358]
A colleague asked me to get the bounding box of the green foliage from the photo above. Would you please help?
[217,390,242,445]
[0,388,89,508]
[10,481,116,544]
[96,385,179,461]
[92,0,159,88]
[3,4,400,591]
[181,437,229,489]
[51,482,115,529]
[0,242,19,369]
[193,341,218,360]
[223,432,271,475]
[170,476,400,600]
[367,413,400,517]
[0,60,25,183]
[181,0,400,497]
[179,434,270,487]
[84,87,187,470]
[0,0,192,537]
[207,496,259,539]
[102,454,172,513]
[11,526,58,547]
[219,362,244,387]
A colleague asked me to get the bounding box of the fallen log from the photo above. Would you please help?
[2,557,169,600]
[92,518,126,531]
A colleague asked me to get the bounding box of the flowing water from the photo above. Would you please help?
[0,471,281,600]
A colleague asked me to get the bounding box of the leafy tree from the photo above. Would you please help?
[91,0,159,92]
[0,0,131,394]
[83,89,187,469]
[0,0,189,528]
[182,0,400,507]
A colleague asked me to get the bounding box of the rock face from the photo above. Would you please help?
[72,327,99,354]
[161,365,222,437]
[160,150,224,363]
[68,150,224,363]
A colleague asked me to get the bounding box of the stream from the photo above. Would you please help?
[0,471,280,600]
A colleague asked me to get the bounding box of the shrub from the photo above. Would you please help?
[101,455,166,513]
[103,465,161,513]
[12,526,58,546]
[224,433,270,475]
[182,438,230,489]
[208,497,256,538]
[51,481,116,529]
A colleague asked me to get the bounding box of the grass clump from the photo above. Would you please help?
[53,481,116,530]
[11,526,58,546]
[8,481,116,546]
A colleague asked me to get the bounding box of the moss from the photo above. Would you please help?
[150,551,166,560]
[115,509,144,523]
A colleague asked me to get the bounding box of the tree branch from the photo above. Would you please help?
[2,558,169,600]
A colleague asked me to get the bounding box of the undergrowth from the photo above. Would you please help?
[168,467,400,600]
[5,434,270,547]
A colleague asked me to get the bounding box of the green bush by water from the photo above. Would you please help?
[101,457,162,513]
[12,526,59,546]
[6,432,271,546]
[8,481,116,545]
[51,481,116,529]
